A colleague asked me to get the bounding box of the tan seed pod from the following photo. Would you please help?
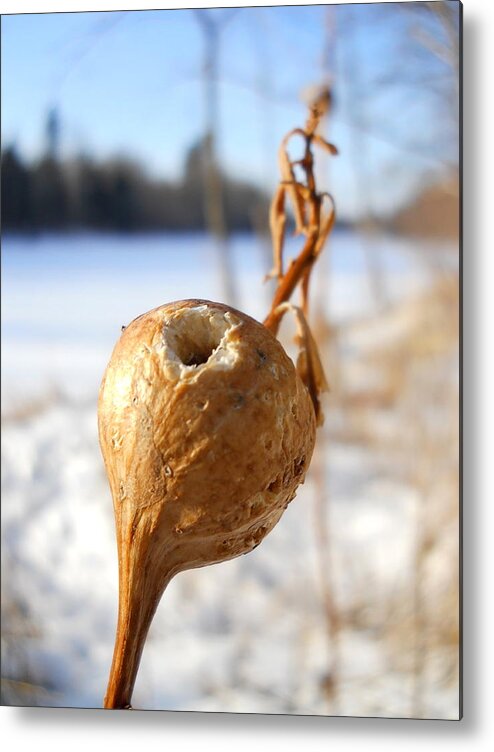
[99,299,316,709]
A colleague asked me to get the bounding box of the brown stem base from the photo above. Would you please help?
[104,519,176,709]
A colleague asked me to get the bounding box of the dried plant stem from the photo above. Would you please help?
[263,93,337,422]
[104,596,158,709]
[265,95,344,710]
[313,437,341,712]
[264,97,341,710]
[266,200,336,329]
[103,507,178,709]
[104,576,170,709]
[266,227,319,331]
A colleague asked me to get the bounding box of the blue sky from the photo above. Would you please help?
[1,3,460,220]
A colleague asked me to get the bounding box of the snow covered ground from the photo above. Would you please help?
[1,230,460,717]
[1,229,438,402]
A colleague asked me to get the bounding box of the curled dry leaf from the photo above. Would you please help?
[267,184,287,281]
[264,303,329,426]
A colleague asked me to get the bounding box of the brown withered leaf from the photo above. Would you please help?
[267,184,287,281]
[315,194,336,257]
[269,303,329,426]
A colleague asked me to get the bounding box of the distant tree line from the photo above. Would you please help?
[1,136,270,233]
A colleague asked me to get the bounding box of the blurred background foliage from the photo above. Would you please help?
[1,134,268,232]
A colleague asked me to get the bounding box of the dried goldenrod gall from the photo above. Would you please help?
[99,299,316,708]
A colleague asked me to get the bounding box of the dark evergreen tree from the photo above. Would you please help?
[1,147,33,229]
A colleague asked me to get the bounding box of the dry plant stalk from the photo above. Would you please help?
[99,94,337,709]
[264,91,336,423]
